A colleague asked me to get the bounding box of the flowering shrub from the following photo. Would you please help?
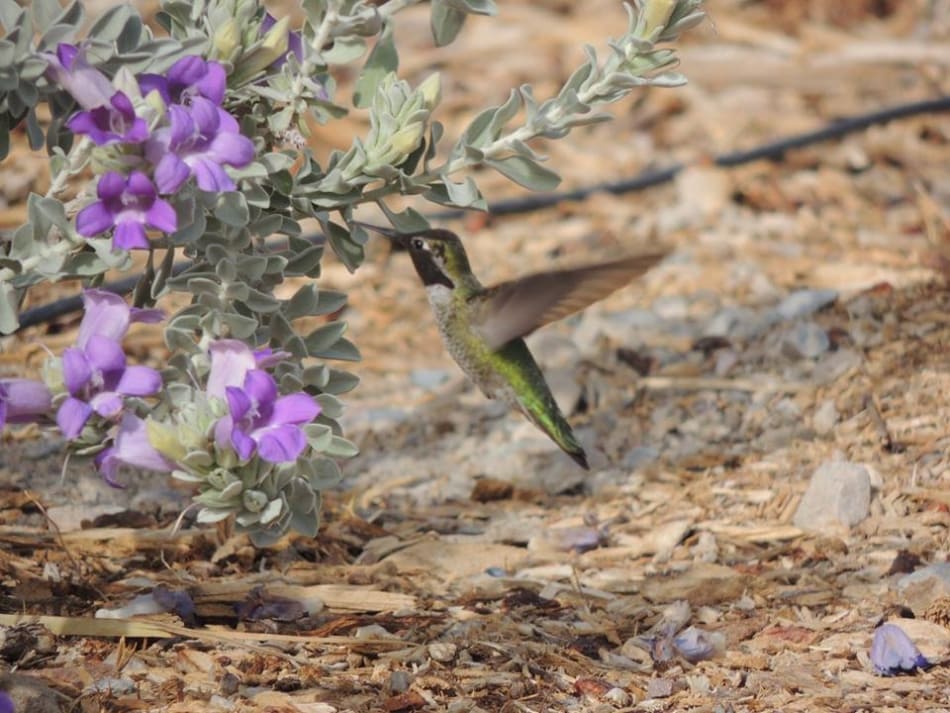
[0,0,704,544]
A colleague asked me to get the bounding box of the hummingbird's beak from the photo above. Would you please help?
[351,221,408,247]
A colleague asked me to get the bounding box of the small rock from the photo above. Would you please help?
[428,642,457,663]
[652,295,691,320]
[409,368,451,390]
[622,445,660,469]
[897,563,950,615]
[0,673,62,713]
[641,563,745,606]
[604,687,631,706]
[773,289,838,321]
[646,678,674,699]
[812,399,838,436]
[782,321,830,359]
[793,461,871,530]
[386,670,412,694]
[704,306,763,339]
[713,348,739,376]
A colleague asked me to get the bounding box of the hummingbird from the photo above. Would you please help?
[355,222,668,469]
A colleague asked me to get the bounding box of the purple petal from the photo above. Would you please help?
[123,117,149,144]
[166,105,195,148]
[97,171,127,200]
[76,201,115,237]
[96,414,175,486]
[242,370,277,408]
[62,347,92,395]
[113,221,149,250]
[95,446,124,488]
[115,365,162,397]
[84,334,126,374]
[871,624,930,675]
[188,156,235,192]
[214,415,234,451]
[189,96,220,136]
[207,340,256,398]
[137,73,171,104]
[57,396,93,438]
[0,379,52,427]
[66,110,107,141]
[207,128,255,167]
[130,307,164,325]
[145,198,178,233]
[255,424,307,463]
[0,690,13,713]
[125,171,157,199]
[230,426,257,460]
[152,153,191,194]
[90,391,124,418]
[270,393,320,426]
[45,44,115,110]
[225,385,252,421]
[168,56,207,89]
[196,61,226,104]
[78,289,132,348]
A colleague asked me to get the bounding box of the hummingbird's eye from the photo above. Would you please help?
[411,238,426,251]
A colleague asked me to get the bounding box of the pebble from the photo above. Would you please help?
[772,288,838,321]
[410,368,452,390]
[646,678,674,698]
[812,399,839,436]
[703,306,763,339]
[897,563,950,615]
[782,321,830,359]
[387,670,412,693]
[793,461,871,530]
[428,642,458,662]
[622,445,660,470]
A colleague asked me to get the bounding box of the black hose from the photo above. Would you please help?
[13,95,950,333]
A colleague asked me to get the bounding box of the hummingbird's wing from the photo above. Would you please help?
[474,251,669,351]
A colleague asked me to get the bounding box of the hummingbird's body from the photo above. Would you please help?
[355,222,668,469]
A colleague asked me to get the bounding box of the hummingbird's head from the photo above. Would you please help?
[354,223,472,289]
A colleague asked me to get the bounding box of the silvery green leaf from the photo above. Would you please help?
[0,281,17,334]
[284,244,323,276]
[305,321,347,355]
[304,422,333,451]
[323,369,359,395]
[214,258,237,282]
[484,155,561,191]
[220,311,258,339]
[459,106,497,149]
[378,203,429,233]
[321,36,366,65]
[308,457,342,490]
[284,283,319,320]
[31,0,68,30]
[24,108,43,150]
[310,336,360,361]
[87,4,136,43]
[243,287,280,313]
[182,450,213,469]
[441,175,484,208]
[325,435,358,458]
[430,1,466,47]
[302,364,329,389]
[214,191,250,227]
[0,1,23,30]
[196,507,232,524]
[443,0,497,15]
[325,221,364,272]
[646,71,688,87]
[353,28,397,108]
[315,393,343,419]
[61,251,109,277]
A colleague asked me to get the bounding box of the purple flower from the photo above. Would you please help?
[0,378,53,429]
[213,369,319,464]
[871,623,930,675]
[76,171,177,249]
[261,13,304,68]
[43,43,116,110]
[0,690,12,713]
[55,290,164,439]
[138,56,227,106]
[66,91,148,146]
[146,98,255,193]
[96,414,175,487]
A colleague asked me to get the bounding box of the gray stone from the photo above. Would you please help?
[623,445,660,469]
[897,563,950,615]
[773,289,838,321]
[793,461,871,530]
[652,295,691,320]
[812,399,839,436]
[410,368,452,389]
[782,321,830,359]
[543,367,582,415]
[704,306,764,339]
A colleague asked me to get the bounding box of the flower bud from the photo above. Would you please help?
[388,122,424,159]
[418,73,442,111]
[642,0,676,41]
[213,18,243,61]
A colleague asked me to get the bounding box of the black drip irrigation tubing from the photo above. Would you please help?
[12,95,950,334]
